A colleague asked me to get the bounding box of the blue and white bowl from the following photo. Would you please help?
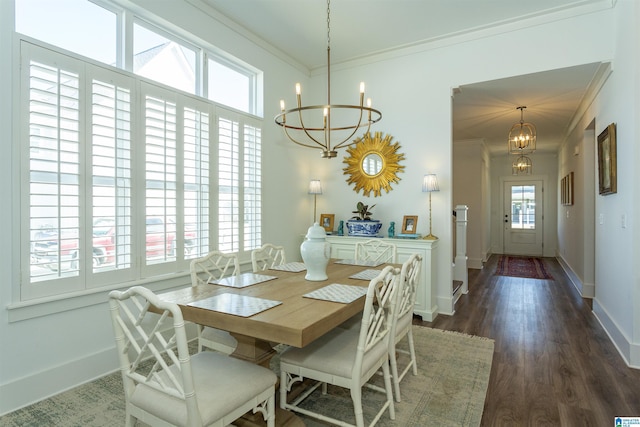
[346,220,382,237]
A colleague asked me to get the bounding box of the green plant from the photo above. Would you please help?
[351,201,376,221]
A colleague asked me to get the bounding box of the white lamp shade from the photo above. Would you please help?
[422,174,439,193]
[308,179,323,195]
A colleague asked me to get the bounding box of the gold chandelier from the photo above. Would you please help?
[512,154,533,175]
[508,106,536,154]
[274,0,382,158]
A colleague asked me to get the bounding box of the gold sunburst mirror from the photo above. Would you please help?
[342,131,405,197]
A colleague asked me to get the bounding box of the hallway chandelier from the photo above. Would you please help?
[274,0,382,159]
[512,155,533,175]
[508,106,536,154]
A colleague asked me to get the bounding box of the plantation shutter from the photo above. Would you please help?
[90,78,132,273]
[27,58,81,284]
[218,116,240,252]
[243,123,261,250]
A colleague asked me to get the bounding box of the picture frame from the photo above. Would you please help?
[561,172,574,206]
[319,214,335,232]
[401,215,418,234]
[597,123,617,195]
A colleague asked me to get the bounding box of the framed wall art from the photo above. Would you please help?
[561,172,574,205]
[597,123,617,195]
[319,214,335,232]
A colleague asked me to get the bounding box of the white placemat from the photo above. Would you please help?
[303,283,368,304]
[269,262,307,272]
[209,273,277,288]
[349,269,382,281]
[334,259,384,267]
[188,293,282,317]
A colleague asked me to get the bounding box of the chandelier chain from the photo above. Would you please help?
[327,0,331,48]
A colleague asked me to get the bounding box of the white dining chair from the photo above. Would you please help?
[355,239,397,264]
[108,286,276,427]
[251,243,286,272]
[190,250,240,354]
[338,240,398,332]
[279,266,400,427]
[389,253,422,402]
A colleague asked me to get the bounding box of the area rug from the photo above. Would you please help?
[495,255,553,279]
[0,327,494,427]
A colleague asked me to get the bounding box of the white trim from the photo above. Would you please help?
[592,300,640,369]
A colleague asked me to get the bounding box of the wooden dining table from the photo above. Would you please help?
[158,259,393,367]
[157,258,394,427]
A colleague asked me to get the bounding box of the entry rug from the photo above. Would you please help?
[495,255,553,280]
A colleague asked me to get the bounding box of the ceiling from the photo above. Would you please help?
[200,0,608,155]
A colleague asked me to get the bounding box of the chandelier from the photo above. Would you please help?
[512,155,533,175]
[274,0,382,158]
[508,106,536,154]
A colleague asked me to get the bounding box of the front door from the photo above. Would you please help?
[503,180,543,256]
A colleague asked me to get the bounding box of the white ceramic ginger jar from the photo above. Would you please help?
[300,222,330,281]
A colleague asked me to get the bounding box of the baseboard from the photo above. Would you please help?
[0,346,119,416]
[555,255,593,298]
[0,323,200,416]
[467,257,483,269]
[592,300,640,369]
[414,304,440,322]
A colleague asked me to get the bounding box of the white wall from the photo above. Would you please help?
[308,3,614,319]
[3,0,640,417]
[550,1,640,367]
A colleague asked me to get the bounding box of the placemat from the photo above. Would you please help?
[269,262,307,272]
[349,269,382,280]
[334,259,384,267]
[303,283,368,304]
[209,272,277,288]
[188,293,282,317]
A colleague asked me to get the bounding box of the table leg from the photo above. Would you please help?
[230,333,277,368]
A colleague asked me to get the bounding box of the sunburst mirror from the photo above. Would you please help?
[342,131,405,197]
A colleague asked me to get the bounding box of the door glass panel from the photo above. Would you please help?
[510,185,535,229]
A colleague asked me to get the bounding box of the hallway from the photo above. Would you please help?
[418,255,640,426]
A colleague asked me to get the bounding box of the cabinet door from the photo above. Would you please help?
[330,244,356,259]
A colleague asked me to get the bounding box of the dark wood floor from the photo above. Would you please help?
[416,254,640,426]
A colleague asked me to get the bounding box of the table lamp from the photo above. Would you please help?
[308,180,323,223]
[422,174,439,240]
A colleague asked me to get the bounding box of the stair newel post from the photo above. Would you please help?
[454,205,469,295]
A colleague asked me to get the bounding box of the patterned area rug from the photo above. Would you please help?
[0,327,494,427]
[495,255,553,279]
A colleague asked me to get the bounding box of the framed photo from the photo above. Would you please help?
[319,214,335,232]
[401,215,418,234]
[597,123,617,195]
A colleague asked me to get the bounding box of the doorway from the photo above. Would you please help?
[503,180,543,256]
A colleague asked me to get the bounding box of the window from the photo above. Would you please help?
[510,185,536,229]
[208,59,252,113]
[21,40,262,301]
[134,22,198,95]
[15,0,260,116]
[15,0,118,66]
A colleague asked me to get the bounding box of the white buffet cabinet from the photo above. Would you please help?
[325,235,439,321]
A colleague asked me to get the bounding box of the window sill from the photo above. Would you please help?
[7,271,191,323]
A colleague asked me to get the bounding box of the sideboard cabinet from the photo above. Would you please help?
[325,235,439,321]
